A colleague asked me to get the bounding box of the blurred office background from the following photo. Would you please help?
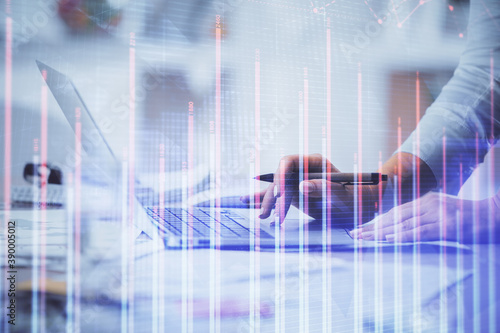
[1,0,498,201]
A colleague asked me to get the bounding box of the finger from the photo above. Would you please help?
[361,216,426,240]
[357,214,400,240]
[276,184,296,224]
[299,180,351,203]
[350,211,393,239]
[353,200,425,236]
[273,154,339,198]
[274,156,310,224]
[299,179,326,198]
[386,224,439,242]
[355,208,435,240]
[273,155,301,199]
[272,201,281,226]
[299,179,347,198]
[298,180,323,221]
[299,180,353,216]
[259,184,277,219]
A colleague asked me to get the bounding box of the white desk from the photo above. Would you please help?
[3,207,495,333]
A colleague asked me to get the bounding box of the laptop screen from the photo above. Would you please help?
[36,60,120,183]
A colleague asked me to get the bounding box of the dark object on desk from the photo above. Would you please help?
[11,185,65,208]
[256,172,388,185]
[23,163,63,185]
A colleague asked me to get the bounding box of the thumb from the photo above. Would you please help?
[299,179,328,197]
[299,180,352,213]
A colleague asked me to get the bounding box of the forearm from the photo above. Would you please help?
[398,0,500,194]
[380,152,437,204]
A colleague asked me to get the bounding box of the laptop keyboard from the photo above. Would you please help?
[145,207,272,239]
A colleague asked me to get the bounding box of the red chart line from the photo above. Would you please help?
[4,16,12,210]
[390,0,401,26]
[365,0,381,20]
[480,0,500,32]
[398,0,432,27]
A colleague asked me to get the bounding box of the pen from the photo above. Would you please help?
[255,172,388,185]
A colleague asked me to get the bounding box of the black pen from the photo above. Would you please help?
[255,172,388,185]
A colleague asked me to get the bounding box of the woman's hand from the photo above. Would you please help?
[350,192,500,243]
[241,154,380,225]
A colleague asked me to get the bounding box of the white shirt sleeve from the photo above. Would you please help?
[399,0,500,194]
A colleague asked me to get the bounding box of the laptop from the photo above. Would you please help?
[36,60,357,250]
